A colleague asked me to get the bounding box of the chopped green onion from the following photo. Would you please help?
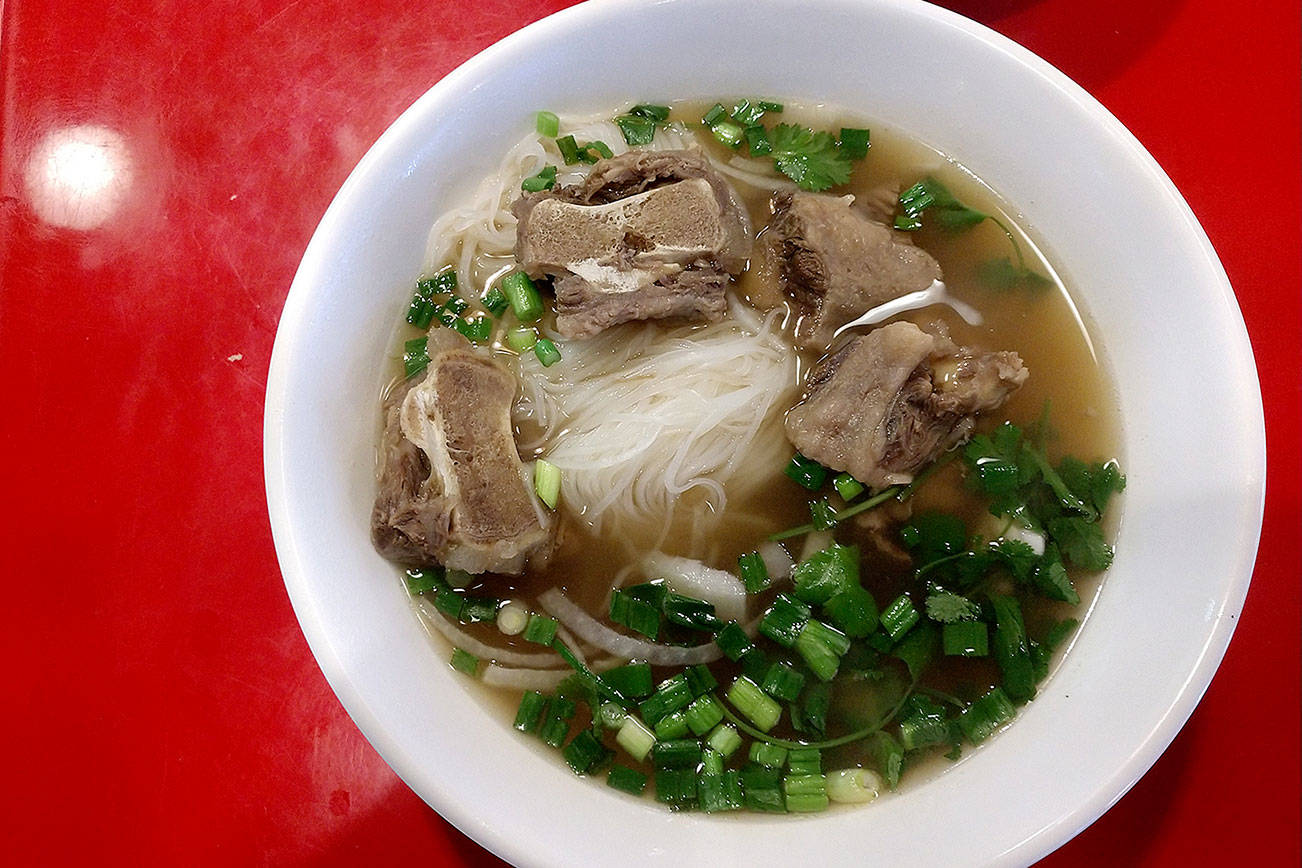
[823,585,878,638]
[534,337,562,367]
[826,767,881,804]
[737,550,771,594]
[942,620,989,657]
[496,602,529,636]
[866,731,904,789]
[795,681,831,737]
[602,662,655,699]
[654,768,697,806]
[727,676,781,732]
[653,709,690,739]
[539,696,575,747]
[784,453,828,490]
[748,741,788,769]
[615,114,656,146]
[663,593,722,632]
[759,594,811,648]
[740,764,786,813]
[685,664,718,698]
[880,594,920,641]
[563,729,613,775]
[449,647,478,675]
[730,99,766,126]
[454,315,491,343]
[555,134,581,164]
[709,119,745,149]
[760,661,806,702]
[522,613,559,646]
[698,770,744,812]
[714,621,755,661]
[794,619,850,681]
[838,127,871,160]
[629,103,670,121]
[501,271,544,322]
[706,723,742,757]
[640,674,694,726]
[513,690,547,733]
[958,686,1017,743]
[609,588,660,640]
[615,715,657,762]
[402,337,429,378]
[505,326,538,352]
[403,567,444,595]
[757,100,784,113]
[652,739,703,770]
[536,110,560,137]
[685,694,725,735]
[701,103,727,126]
[701,747,724,776]
[739,647,770,683]
[520,165,557,192]
[990,594,1036,702]
[534,458,561,509]
[786,746,821,776]
[584,140,614,160]
[481,286,509,317]
[898,697,952,751]
[833,472,865,501]
[442,295,469,316]
[782,774,829,812]
[606,764,648,795]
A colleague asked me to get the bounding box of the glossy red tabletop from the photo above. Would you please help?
[3,1,1298,864]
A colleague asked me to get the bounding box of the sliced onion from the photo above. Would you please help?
[758,540,795,582]
[481,665,572,690]
[800,530,835,562]
[538,588,723,666]
[416,598,563,668]
[641,551,746,623]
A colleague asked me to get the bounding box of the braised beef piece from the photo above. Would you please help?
[763,191,942,350]
[371,329,553,575]
[785,322,1028,488]
[513,150,751,338]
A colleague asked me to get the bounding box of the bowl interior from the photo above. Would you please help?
[265,0,1265,865]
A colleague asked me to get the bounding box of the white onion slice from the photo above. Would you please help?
[538,588,723,665]
[758,541,795,582]
[641,551,746,622]
[416,598,564,668]
[481,665,573,690]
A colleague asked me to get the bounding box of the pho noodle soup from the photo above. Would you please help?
[371,101,1123,812]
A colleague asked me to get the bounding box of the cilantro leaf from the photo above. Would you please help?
[769,123,853,191]
[1030,545,1080,604]
[925,591,981,624]
[988,538,1038,583]
[896,177,988,232]
[1047,516,1114,571]
[977,256,1052,292]
[1058,457,1127,516]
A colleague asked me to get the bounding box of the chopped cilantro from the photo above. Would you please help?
[924,591,981,624]
[1047,516,1114,571]
[769,123,853,191]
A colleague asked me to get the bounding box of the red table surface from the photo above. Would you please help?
[2,0,1298,864]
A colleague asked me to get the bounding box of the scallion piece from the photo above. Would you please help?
[685,694,725,736]
[652,739,703,770]
[714,621,754,661]
[791,543,858,604]
[654,768,697,806]
[534,337,562,367]
[866,731,904,789]
[759,594,811,648]
[536,110,560,137]
[629,103,670,121]
[449,647,478,675]
[706,723,742,757]
[606,764,648,795]
[794,619,849,682]
[555,134,581,164]
[744,124,772,156]
[522,613,559,646]
[701,747,724,776]
[701,103,727,126]
[403,567,444,595]
[539,696,575,748]
[838,127,871,160]
[602,662,655,699]
[823,585,878,638]
[402,337,429,379]
[654,709,690,740]
[584,140,614,160]
[481,286,509,317]
[640,674,694,727]
[503,327,536,353]
[513,690,547,733]
[990,594,1036,701]
[730,99,765,126]
[698,770,744,813]
[784,452,827,490]
[615,715,656,762]
[501,271,544,322]
[958,686,1017,743]
[534,458,561,509]
[757,100,784,113]
[520,164,557,192]
[740,764,785,813]
[833,472,865,501]
[709,119,745,149]
[880,594,920,641]
[726,676,781,732]
[737,550,771,594]
[609,588,660,640]
[563,729,613,775]
[454,314,491,343]
[943,620,989,657]
[615,114,656,146]
[748,741,787,769]
[760,661,806,702]
[685,663,718,698]
[826,767,881,804]
[783,774,829,812]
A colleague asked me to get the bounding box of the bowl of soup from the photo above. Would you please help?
[264,0,1265,864]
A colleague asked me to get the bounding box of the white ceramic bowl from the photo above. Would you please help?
[264,0,1265,864]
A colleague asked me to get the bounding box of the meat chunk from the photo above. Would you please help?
[514,149,752,338]
[785,322,1028,488]
[764,191,942,350]
[371,329,553,574]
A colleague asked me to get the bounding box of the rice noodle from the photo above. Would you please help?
[416,598,563,668]
[538,588,723,666]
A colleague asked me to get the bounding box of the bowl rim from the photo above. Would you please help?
[264,0,1266,864]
